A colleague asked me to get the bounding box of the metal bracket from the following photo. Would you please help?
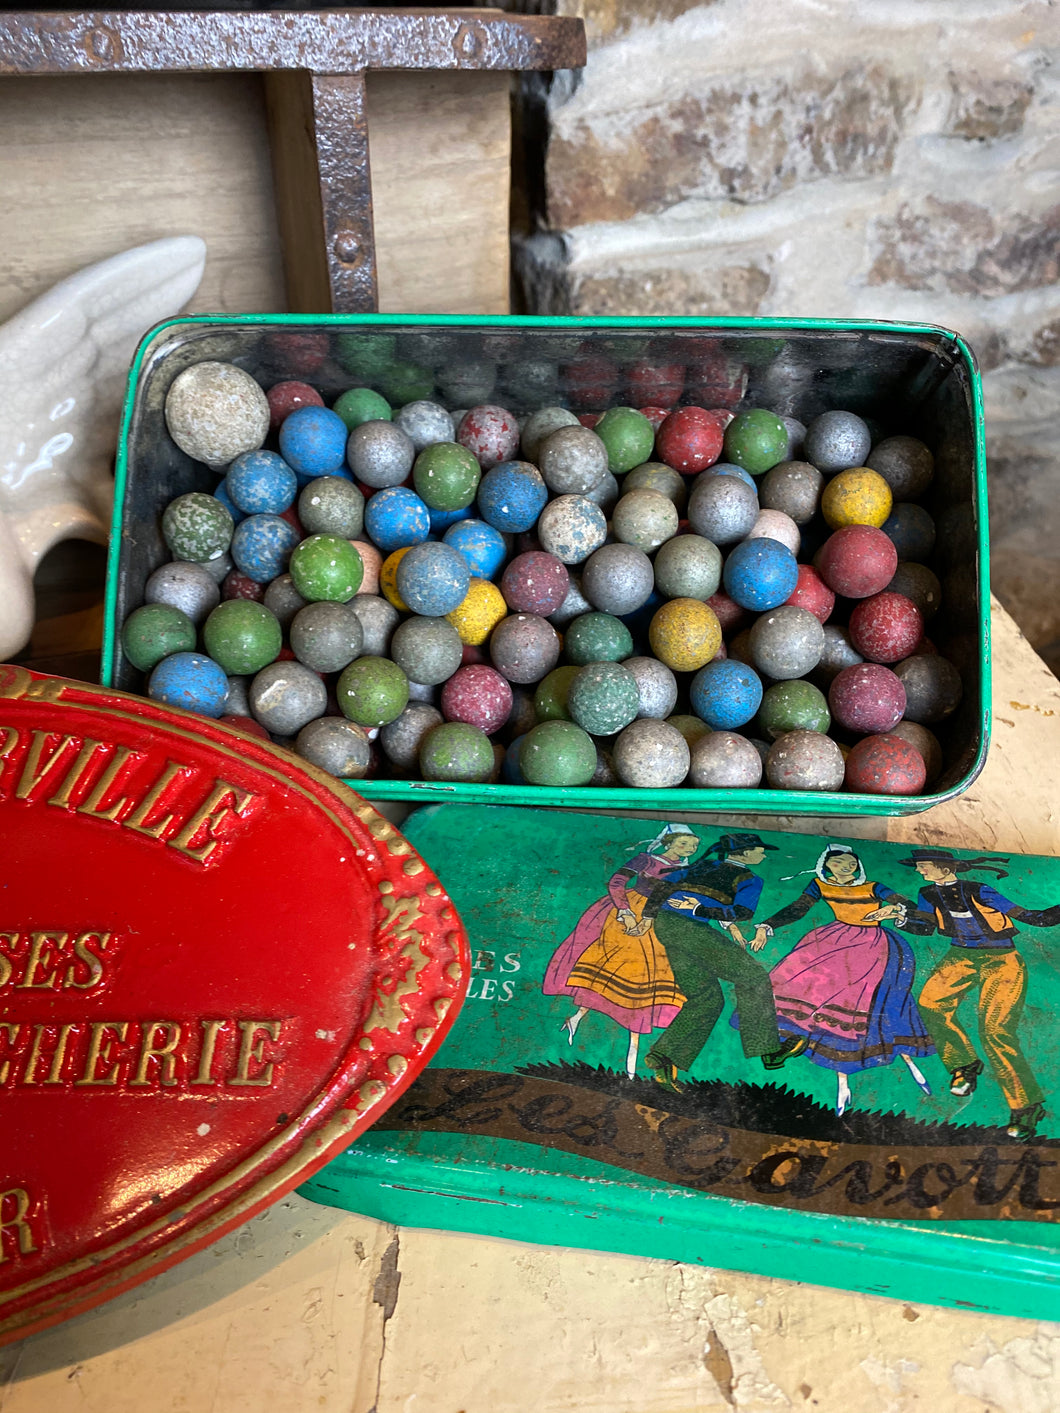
[0,8,586,312]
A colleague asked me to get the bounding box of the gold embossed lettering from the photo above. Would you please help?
[130,1021,182,1087]
[77,745,141,821]
[0,932,15,988]
[47,737,106,808]
[44,1023,76,1084]
[0,1188,37,1261]
[18,932,67,989]
[169,780,257,863]
[21,1023,47,1084]
[0,1023,19,1084]
[191,1019,226,1085]
[16,732,80,800]
[75,1021,128,1085]
[63,932,110,990]
[0,725,21,768]
[228,1020,281,1087]
[123,760,188,839]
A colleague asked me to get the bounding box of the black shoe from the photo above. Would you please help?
[949,1059,984,1097]
[1007,1101,1046,1142]
[761,1034,809,1071]
[643,1051,684,1094]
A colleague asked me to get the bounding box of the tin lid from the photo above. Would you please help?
[0,665,468,1345]
[306,805,1060,1323]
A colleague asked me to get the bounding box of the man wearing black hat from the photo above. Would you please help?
[899,847,1060,1141]
[633,833,806,1092]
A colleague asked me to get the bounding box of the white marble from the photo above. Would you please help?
[0,236,206,660]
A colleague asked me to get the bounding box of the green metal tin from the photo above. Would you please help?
[102,314,990,818]
[302,805,1060,1321]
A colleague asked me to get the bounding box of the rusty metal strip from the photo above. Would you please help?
[312,72,378,314]
[0,11,587,77]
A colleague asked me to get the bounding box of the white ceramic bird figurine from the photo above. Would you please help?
[0,236,207,660]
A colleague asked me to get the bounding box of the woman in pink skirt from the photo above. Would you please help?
[735,843,934,1115]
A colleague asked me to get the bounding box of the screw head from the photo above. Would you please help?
[333,231,361,264]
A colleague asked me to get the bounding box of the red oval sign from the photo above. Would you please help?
[0,666,468,1344]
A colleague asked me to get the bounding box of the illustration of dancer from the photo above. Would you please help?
[733,844,934,1116]
[542,823,696,1078]
[634,833,807,1094]
[898,847,1060,1141]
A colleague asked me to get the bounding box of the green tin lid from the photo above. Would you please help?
[303,804,1060,1322]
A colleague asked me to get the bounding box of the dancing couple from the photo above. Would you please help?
[543,825,806,1082]
[545,828,1057,1138]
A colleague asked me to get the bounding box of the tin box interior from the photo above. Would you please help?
[102,314,989,818]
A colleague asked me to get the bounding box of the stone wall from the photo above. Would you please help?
[520,0,1060,670]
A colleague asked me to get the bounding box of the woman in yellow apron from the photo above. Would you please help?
[543,823,694,1078]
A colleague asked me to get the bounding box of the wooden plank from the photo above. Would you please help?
[0,68,511,322]
[368,69,511,315]
[263,70,332,314]
[0,65,510,681]
[0,72,287,321]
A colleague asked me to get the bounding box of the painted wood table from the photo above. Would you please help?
[2,597,1059,1413]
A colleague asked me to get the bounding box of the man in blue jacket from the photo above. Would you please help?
[636,832,806,1093]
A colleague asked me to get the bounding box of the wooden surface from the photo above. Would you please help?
[3,597,1059,1412]
[367,69,511,316]
[0,74,286,320]
[0,69,510,319]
